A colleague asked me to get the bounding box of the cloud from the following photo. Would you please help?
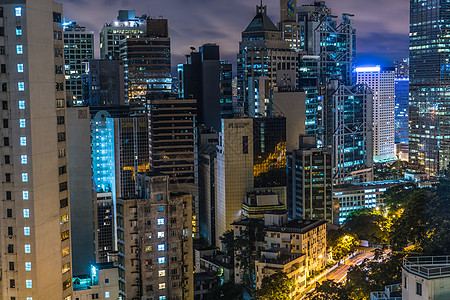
[59,0,409,70]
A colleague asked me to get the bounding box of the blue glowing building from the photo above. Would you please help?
[395,77,409,145]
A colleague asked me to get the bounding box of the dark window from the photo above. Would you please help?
[7,227,13,236]
[7,244,13,253]
[1,64,6,73]
[6,191,11,200]
[416,282,422,296]
[3,137,9,146]
[0,27,4,36]
[55,82,64,91]
[4,155,10,164]
[60,198,68,208]
[105,279,109,284]
[0,8,3,17]
[9,262,14,271]
[9,279,15,288]
[2,101,7,110]
[3,119,8,128]
[54,30,62,40]
[53,12,62,23]
[57,132,66,142]
[0,46,5,54]
[5,173,11,182]
[243,136,248,154]
[2,83,7,91]
[57,116,65,125]
[59,165,67,175]
[55,65,63,74]
[146,285,153,292]
[6,209,12,218]
[59,182,67,192]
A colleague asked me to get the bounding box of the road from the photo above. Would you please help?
[298,250,375,299]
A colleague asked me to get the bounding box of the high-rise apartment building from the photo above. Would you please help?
[123,173,194,300]
[178,44,232,131]
[409,0,450,175]
[357,66,396,163]
[100,10,146,60]
[63,21,94,106]
[120,19,171,104]
[237,5,297,116]
[287,136,334,223]
[0,1,72,299]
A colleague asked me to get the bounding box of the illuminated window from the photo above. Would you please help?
[19,101,25,109]
[15,7,22,16]
[158,257,165,264]
[21,155,27,164]
[105,292,110,298]
[22,173,28,182]
[23,209,29,218]
[18,82,25,91]
[62,246,70,257]
[24,227,30,235]
[62,262,70,274]
[27,298,32,300]
[17,64,23,73]
[157,218,165,225]
[145,246,152,252]
[26,280,32,288]
[16,45,23,54]
[159,297,166,300]
[23,191,29,200]
[16,26,22,36]
[158,244,165,251]
[25,262,31,271]
[159,283,166,290]
[24,244,31,253]
[19,118,25,127]
[158,270,166,277]
[60,214,69,224]
[157,194,163,201]
[61,230,69,241]
[157,231,164,238]
[157,205,164,212]
[20,137,26,146]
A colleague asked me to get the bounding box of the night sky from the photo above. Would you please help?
[60,0,409,71]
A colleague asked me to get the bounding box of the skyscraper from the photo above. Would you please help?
[63,21,94,106]
[357,66,396,163]
[100,10,146,60]
[237,4,297,116]
[178,44,233,131]
[0,1,72,298]
[120,19,172,103]
[409,0,450,175]
[395,77,409,145]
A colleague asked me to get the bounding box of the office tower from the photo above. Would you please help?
[121,19,172,104]
[324,81,374,185]
[394,58,409,78]
[0,1,72,299]
[395,77,409,145]
[279,0,300,49]
[357,66,396,163]
[66,106,95,276]
[273,89,306,151]
[63,21,94,106]
[409,1,450,175]
[215,117,287,245]
[298,2,356,86]
[100,10,146,60]
[287,136,334,222]
[237,4,297,116]
[123,173,194,299]
[178,44,233,130]
[253,117,287,188]
[84,59,125,106]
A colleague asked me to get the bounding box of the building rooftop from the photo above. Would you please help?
[403,256,450,279]
[258,249,304,266]
[244,5,278,33]
[233,218,326,234]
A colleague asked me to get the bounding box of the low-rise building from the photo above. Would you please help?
[73,262,121,300]
[242,190,286,219]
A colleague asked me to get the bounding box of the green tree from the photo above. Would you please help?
[328,230,359,260]
[255,271,295,300]
[307,280,350,300]
[343,212,387,245]
[220,230,235,260]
